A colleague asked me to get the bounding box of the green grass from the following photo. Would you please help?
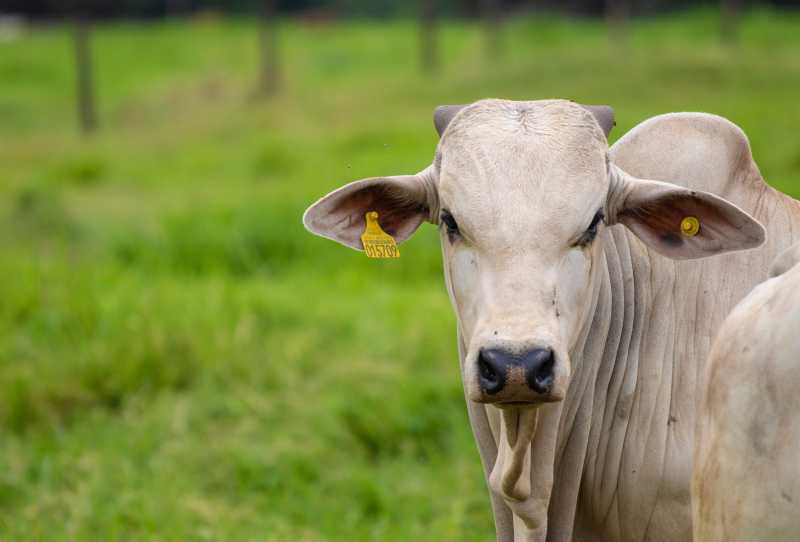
[1,8,800,540]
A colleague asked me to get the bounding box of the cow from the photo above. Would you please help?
[693,241,800,542]
[303,99,800,541]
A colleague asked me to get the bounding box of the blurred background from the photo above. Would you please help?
[0,0,798,540]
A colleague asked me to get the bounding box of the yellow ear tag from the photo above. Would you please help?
[361,212,400,259]
[680,216,700,237]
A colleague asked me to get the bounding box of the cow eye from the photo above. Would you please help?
[575,210,604,247]
[440,210,460,241]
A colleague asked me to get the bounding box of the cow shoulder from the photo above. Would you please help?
[610,112,763,201]
[708,255,800,396]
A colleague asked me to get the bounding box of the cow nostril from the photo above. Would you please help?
[478,350,506,395]
[525,348,555,394]
[479,358,497,381]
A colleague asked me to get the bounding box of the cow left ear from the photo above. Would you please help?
[608,165,766,260]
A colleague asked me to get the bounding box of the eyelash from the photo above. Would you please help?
[575,211,604,247]
[440,209,603,246]
[440,210,459,242]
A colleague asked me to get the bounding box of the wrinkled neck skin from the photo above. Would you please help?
[450,225,649,542]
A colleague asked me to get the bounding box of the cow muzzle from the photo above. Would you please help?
[472,346,563,405]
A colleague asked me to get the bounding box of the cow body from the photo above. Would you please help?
[465,112,800,541]
[692,242,800,542]
[303,101,800,541]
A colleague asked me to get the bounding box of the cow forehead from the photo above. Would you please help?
[440,99,607,152]
[436,100,609,240]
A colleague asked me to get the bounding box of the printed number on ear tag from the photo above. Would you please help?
[680,216,701,237]
[361,212,400,259]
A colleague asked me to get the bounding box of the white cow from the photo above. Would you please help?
[304,99,800,541]
[693,241,800,542]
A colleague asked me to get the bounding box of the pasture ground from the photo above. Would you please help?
[1,9,799,540]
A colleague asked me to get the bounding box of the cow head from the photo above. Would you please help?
[304,99,765,406]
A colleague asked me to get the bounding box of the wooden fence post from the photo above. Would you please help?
[721,0,742,44]
[73,16,97,134]
[258,0,279,95]
[480,0,503,60]
[605,0,629,46]
[420,0,438,73]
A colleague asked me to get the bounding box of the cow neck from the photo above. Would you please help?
[549,226,649,540]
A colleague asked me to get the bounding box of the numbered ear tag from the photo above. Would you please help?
[680,216,700,237]
[361,212,400,259]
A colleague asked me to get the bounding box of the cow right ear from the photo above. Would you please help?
[608,165,765,260]
[303,168,436,251]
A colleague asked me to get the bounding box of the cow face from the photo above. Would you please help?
[304,99,764,406]
[436,101,609,405]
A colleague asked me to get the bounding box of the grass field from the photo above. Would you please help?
[1,8,799,541]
